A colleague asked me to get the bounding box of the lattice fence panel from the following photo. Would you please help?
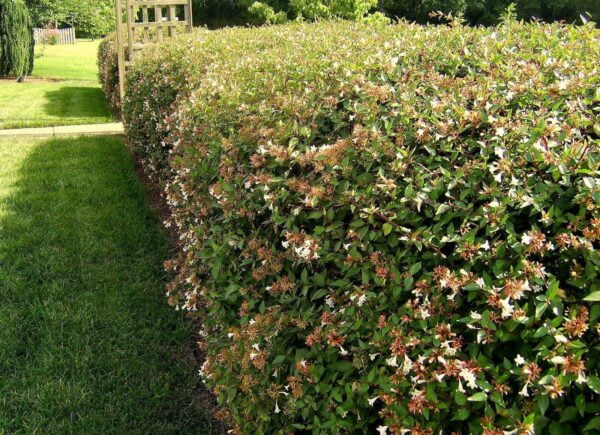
[115,0,193,99]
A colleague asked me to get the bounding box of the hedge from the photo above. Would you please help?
[0,0,34,79]
[97,35,121,117]
[101,20,600,434]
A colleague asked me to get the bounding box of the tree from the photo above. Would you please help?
[0,0,34,80]
[24,0,115,38]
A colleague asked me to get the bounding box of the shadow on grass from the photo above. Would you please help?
[43,86,112,120]
[0,137,220,433]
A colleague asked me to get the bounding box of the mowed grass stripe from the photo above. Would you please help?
[0,40,114,129]
[0,137,215,433]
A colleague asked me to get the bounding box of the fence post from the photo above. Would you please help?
[115,0,126,100]
[115,0,194,102]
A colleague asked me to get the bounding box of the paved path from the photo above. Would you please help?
[0,122,124,138]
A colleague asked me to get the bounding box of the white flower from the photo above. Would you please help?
[554,334,568,343]
[369,353,380,361]
[500,297,514,319]
[274,400,281,414]
[495,127,507,137]
[376,426,388,435]
[514,354,525,366]
[339,346,349,356]
[519,384,529,397]
[357,294,367,307]
[386,355,398,367]
[521,233,532,244]
[368,396,379,406]
[488,162,504,182]
[470,311,482,320]
[459,368,478,389]
[402,354,412,375]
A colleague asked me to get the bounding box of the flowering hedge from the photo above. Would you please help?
[97,35,121,117]
[106,20,600,434]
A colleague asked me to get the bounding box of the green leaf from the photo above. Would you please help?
[576,394,586,417]
[584,417,600,432]
[538,395,549,415]
[436,204,451,215]
[533,326,548,338]
[311,288,329,301]
[382,223,393,236]
[468,392,487,402]
[313,272,326,286]
[272,355,286,366]
[583,291,600,301]
[332,388,343,402]
[453,408,470,421]
[455,391,467,405]
[588,375,600,394]
[535,302,549,320]
[329,360,353,373]
[559,406,577,423]
[409,262,422,275]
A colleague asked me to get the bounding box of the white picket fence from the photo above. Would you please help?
[33,27,76,45]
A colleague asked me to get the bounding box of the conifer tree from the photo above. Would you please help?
[0,0,34,81]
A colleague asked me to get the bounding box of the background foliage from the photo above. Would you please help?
[101,18,600,434]
[192,0,600,26]
[24,0,597,37]
[0,0,34,78]
[25,0,114,38]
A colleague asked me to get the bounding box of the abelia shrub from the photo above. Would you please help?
[120,20,600,434]
[97,35,121,117]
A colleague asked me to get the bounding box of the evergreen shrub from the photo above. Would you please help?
[102,20,600,434]
[0,0,34,79]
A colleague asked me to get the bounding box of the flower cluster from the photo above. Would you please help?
[102,18,600,434]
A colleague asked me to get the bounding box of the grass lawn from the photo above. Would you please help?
[0,137,217,433]
[33,40,101,81]
[0,40,113,129]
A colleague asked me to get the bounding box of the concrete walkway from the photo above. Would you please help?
[0,122,124,138]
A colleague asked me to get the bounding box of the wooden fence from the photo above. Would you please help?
[115,0,194,99]
[33,28,76,45]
